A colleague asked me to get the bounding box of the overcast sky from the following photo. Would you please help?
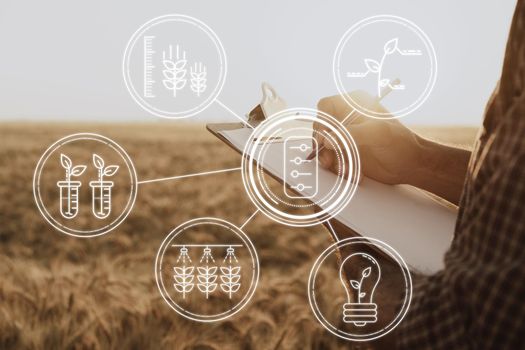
[0,0,517,125]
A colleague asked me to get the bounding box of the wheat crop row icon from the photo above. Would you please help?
[172,246,242,299]
[173,265,242,299]
[161,44,207,98]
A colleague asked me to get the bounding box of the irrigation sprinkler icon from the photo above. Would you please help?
[57,154,87,219]
[89,154,119,219]
[172,244,243,300]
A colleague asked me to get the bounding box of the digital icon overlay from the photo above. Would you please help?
[308,237,412,341]
[30,11,425,338]
[340,253,380,326]
[123,15,226,119]
[172,244,242,299]
[283,137,318,199]
[155,218,259,322]
[33,133,137,238]
[333,15,437,119]
[242,108,360,227]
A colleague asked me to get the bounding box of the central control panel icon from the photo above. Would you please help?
[283,137,318,199]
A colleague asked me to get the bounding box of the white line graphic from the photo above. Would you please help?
[216,99,254,128]
[240,209,259,229]
[138,167,241,185]
[143,36,156,98]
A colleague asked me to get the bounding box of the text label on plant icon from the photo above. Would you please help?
[333,15,437,119]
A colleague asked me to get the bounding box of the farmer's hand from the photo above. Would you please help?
[314,91,426,185]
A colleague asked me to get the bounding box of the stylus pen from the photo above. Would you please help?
[306,78,400,161]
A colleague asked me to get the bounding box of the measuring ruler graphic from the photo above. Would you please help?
[143,36,156,98]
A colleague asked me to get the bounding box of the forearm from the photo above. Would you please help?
[407,136,471,205]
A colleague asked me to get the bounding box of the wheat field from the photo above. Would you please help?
[0,122,478,350]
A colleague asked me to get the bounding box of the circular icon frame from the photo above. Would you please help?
[308,237,412,341]
[33,133,138,238]
[123,14,227,119]
[155,217,260,322]
[333,15,437,119]
[241,108,360,227]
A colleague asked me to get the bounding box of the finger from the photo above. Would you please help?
[319,131,364,184]
[318,148,335,169]
[346,90,391,119]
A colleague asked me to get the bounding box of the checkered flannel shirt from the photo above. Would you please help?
[397,2,525,348]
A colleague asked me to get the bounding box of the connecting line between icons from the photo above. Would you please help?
[340,108,358,125]
[215,99,254,128]
[137,167,241,185]
[240,209,259,229]
[326,220,340,242]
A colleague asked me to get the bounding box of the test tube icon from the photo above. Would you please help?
[57,180,82,219]
[57,154,87,219]
[89,180,114,219]
[90,154,119,220]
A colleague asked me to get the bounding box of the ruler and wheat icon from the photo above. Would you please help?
[143,36,208,99]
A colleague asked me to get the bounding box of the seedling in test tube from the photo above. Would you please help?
[89,154,119,219]
[56,154,87,219]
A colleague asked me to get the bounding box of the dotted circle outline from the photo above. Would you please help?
[155,217,260,322]
[333,15,437,119]
[241,108,360,227]
[32,133,138,238]
[308,237,413,341]
[122,14,227,119]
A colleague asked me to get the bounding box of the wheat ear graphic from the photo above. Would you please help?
[220,266,241,299]
[162,45,187,97]
[173,266,195,299]
[197,266,218,299]
[190,62,207,97]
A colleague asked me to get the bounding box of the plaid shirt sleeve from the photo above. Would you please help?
[397,2,525,348]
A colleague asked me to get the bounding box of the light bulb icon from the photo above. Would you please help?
[339,252,381,326]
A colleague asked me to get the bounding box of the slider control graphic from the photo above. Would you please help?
[283,137,318,198]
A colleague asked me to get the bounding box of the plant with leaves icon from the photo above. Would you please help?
[347,37,411,98]
[190,62,207,97]
[92,154,119,182]
[350,266,372,303]
[90,154,119,219]
[162,44,187,97]
[197,266,218,299]
[361,38,399,98]
[60,154,87,181]
[220,266,241,298]
[173,266,195,299]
